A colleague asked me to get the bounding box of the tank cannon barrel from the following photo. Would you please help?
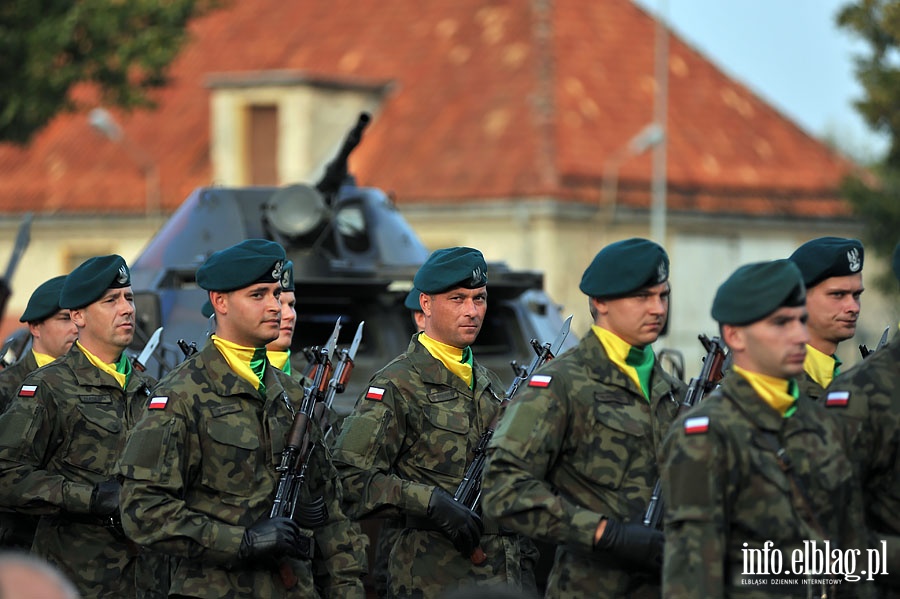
[315,112,371,202]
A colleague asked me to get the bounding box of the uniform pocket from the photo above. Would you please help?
[199,413,261,498]
[577,394,649,490]
[61,403,124,476]
[416,405,471,479]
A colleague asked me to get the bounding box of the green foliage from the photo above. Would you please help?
[0,0,220,145]
[837,0,900,291]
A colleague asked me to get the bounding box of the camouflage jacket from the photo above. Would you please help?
[117,341,365,599]
[0,349,41,549]
[482,331,685,599]
[0,349,38,414]
[332,334,538,598]
[823,331,900,588]
[661,372,870,598]
[0,344,155,598]
[796,368,826,403]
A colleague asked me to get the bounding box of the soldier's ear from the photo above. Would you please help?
[419,293,433,317]
[209,291,228,316]
[69,308,87,328]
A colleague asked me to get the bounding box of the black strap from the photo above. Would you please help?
[756,431,828,539]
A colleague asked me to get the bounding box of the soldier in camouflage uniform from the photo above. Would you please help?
[787,237,865,401]
[333,247,538,598]
[661,259,870,598]
[482,238,685,599]
[118,239,366,598]
[367,288,427,599]
[0,275,78,413]
[821,241,900,596]
[0,275,78,550]
[0,255,159,597]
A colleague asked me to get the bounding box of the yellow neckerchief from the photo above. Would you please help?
[734,365,798,418]
[76,341,131,389]
[592,325,653,400]
[418,332,474,389]
[212,335,267,397]
[268,349,291,375]
[803,344,841,389]
[32,349,56,368]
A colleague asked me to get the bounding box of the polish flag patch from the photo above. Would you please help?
[825,391,850,407]
[365,387,386,401]
[684,416,710,435]
[18,385,37,397]
[528,374,553,388]
[148,396,169,410]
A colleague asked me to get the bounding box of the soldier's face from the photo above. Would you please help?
[71,287,135,362]
[726,305,809,379]
[421,286,486,349]
[804,274,863,352]
[29,309,78,358]
[594,282,669,348]
[267,290,296,352]
[212,283,282,348]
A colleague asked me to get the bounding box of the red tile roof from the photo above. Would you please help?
[0,0,857,217]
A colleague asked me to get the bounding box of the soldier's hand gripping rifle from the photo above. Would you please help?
[455,315,573,565]
[642,334,727,529]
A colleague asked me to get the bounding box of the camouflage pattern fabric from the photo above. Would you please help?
[0,349,40,549]
[482,330,685,599]
[0,345,158,598]
[332,334,539,598]
[823,332,900,594]
[118,341,365,599]
[796,368,826,403]
[661,372,870,598]
[0,349,38,414]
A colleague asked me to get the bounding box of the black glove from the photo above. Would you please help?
[237,517,309,563]
[89,479,121,517]
[594,518,664,570]
[426,487,483,556]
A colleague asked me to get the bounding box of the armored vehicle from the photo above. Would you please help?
[128,113,575,418]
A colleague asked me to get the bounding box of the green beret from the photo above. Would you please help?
[281,260,294,292]
[20,275,68,323]
[788,237,864,287]
[580,238,669,297]
[893,241,900,284]
[60,254,131,309]
[404,288,423,311]
[413,247,487,294]
[712,259,806,326]
[196,239,286,292]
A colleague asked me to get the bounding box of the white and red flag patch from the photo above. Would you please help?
[148,396,169,410]
[825,391,850,407]
[365,386,386,401]
[18,385,37,398]
[528,374,553,388]
[684,416,710,435]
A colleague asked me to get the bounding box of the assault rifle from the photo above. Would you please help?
[859,326,890,359]
[0,213,33,330]
[454,315,572,564]
[642,334,727,529]
[269,318,341,525]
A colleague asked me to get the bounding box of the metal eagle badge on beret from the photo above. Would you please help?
[846,248,862,273]
[656,260,668,284]
[271,260,284,283]
[116,265,129,285]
